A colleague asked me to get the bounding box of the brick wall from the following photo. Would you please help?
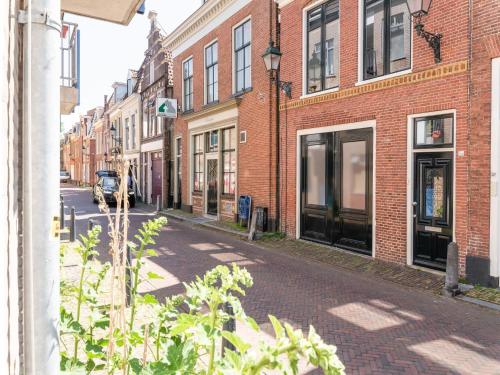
[468,0,500,260]
[278,0,471,267]
[171,0,279,225]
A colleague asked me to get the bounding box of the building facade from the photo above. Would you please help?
[121,70,142,196]
[139,11,171,206]
[164,0,279,225]
[275,0,499,285]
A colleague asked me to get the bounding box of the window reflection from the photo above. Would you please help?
[306,144,326,206]
[342,141,366,210]
[424,167,445,218]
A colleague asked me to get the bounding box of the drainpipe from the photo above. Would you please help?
[21,0,61,372]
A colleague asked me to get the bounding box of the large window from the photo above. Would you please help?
[234,20,251,93]
[183,58,193,111]
[124,118,129,151]
[363,0,411,80]
[222,128,236,195]
[193,134,204,192]
[205,42,218,104]
[306,0,339,94]
[131,114,136,149]
[142,105,148,139]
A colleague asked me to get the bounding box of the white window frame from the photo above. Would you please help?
[204,38,219,105]
[182,55,194,112]
[296,120,376,258]
[149,61,155,85]
[301,0,340,99]
[406,109,456,268]
[356,0,413,86]
[232,16,252,94]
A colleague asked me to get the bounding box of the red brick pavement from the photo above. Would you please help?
[61,186,500,374]
[148,221,500,375]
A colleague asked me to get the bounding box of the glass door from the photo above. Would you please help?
[333,129,373,254]
[300,133,333,243]
[413,153,453,269]
[206,158,218,215]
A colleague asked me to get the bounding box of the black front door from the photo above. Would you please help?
[207,159,218,215]
[413,152,453,270]
[300,129,373,254]
[301,133,333,243]
[334,129,373,254]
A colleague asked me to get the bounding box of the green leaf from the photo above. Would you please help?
[141,293,159,305]
[129,358,143,374]
[147,271,164,280]
[221,331,251,354]
[246,316,260,332]
[146,249,159,257]
[268,314,284,339]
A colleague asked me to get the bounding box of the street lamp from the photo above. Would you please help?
[406,0,442,63]
[261,40,292,98]
[308,51,321,93]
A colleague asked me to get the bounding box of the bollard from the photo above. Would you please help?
[60,196,65,230]
[221,302,236,353]
[156,195,160,212]
[69,207,76,242]
[126,245,132,307]
[443,242,460,297]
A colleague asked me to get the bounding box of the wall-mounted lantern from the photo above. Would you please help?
[261,40,292,98]
[406,0,442,63]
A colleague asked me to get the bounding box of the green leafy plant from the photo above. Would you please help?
[60,218,344,374]
[60,165,344,374]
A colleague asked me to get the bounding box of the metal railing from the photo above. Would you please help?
[60,21,80,89]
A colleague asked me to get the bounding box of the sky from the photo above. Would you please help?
[61,0,201,131]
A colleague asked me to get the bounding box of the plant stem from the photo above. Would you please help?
[248,343,296,375]
[73,257,86,359]
[206,305,218,375]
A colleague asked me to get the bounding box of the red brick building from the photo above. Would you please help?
[274,0,500,285]
[162,0,499,285]
[164,0,280,226]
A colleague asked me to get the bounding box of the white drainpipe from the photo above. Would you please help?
[21,0,61,372]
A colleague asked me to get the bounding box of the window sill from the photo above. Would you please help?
[221,193,235,200]
[202,100,220,109]
[300,86,339,100]
[355,69,412,86]
[192,191,203,196]
[181,109,194,116]
[233,87,253,97]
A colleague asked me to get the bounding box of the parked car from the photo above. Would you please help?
[60,171,70,183]
[96,170,118,178]
[92,176,135,207]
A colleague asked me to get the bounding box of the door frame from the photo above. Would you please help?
[406,110,456,267]
[296,119,376,257]
[174,136,182,207]
[490,57,500,282]
[205,152,218,216]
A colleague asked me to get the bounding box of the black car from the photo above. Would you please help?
[96,170,118,178]
[92,176,136,207]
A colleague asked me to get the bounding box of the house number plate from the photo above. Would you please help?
[425,226,442,233]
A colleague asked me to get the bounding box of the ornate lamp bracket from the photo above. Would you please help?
[414,17,442,63]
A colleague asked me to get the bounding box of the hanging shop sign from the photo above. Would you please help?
[156,98,177,118]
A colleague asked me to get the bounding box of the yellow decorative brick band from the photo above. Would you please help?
[280,60,468,111]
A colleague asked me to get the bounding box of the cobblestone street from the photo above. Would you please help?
[62,185,500,374]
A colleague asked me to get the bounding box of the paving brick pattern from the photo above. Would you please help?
[254,238,445,295]
[63,187,500,375]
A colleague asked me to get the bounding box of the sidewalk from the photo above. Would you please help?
[161,209,500,309]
